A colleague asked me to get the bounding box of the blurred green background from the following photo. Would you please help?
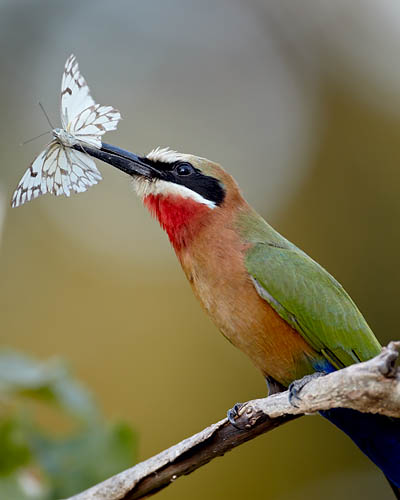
[1,1,400,499]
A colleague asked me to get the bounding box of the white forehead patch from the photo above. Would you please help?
[146,146,188,164]
[132,178,216,209]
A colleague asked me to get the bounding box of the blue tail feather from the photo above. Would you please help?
[320,408,400,488]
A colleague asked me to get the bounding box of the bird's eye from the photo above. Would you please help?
[175,163,193,176]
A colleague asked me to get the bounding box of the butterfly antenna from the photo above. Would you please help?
[20,130,51,146]
[38,101,55,129]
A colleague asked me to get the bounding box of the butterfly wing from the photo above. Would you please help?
[12,141,102,207]
[11,143,52,207]
[68,103,121,148]
[61,54,121,148]
[12,54,119,207]
[60,54,95,129]
[41,143,102,196]
[62,147,102,193]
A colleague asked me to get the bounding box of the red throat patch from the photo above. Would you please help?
[143,194,212,252]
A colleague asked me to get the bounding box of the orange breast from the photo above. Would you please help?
[178,215,319,387]
[143,191,320,387]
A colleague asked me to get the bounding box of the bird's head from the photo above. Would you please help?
[83,143,244,252]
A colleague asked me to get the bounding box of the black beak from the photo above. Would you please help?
[72,142,155,178]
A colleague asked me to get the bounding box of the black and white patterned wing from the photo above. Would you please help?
[12,54,118,207]
[60,54,95,129]
[61,54,121,148]
[11,143,53,207]
[12,141,102,207]
[62,147,102,193]
[68,103,121,148]
[40,143,102,196]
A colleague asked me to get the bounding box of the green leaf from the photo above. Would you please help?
[0,472,48,500]
[0,417,31,475]
[0,350,137,498]
[30,422,136,498]
[0,350,98,421]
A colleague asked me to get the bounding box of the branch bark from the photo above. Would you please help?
[66,341,400,500]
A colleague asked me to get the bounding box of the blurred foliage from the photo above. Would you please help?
[0,350,136,500]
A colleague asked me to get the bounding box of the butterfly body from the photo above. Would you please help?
[53,128,80,148]
[12,54,121,208]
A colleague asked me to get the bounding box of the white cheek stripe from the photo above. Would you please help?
[132,178,217,209]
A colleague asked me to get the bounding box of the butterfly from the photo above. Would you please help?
[11,54,121,208]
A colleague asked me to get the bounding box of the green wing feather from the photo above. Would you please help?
[245,242,381,369]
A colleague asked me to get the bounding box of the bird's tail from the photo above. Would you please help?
[320,408,400,496]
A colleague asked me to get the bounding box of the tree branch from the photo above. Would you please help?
[66,341,400,500]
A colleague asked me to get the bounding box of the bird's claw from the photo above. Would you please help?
[227,402,246,430]
[289,372,326,408]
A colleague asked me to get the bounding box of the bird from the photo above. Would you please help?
[78,141,400,496]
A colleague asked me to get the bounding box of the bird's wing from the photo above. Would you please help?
[245,242,381,369]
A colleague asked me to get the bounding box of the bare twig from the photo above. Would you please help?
[67,342,400,500]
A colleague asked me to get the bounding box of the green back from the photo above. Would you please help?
[237,209,381,369]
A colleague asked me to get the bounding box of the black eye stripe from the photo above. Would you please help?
[139,157,226,206]
[171,169,225,205]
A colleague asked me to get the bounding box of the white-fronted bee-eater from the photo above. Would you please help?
[81,142,400,496]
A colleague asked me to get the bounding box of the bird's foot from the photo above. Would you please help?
[227,402,263,430]
[227,403,245,430]
[377,341,400,377]
[289,372,326,408]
